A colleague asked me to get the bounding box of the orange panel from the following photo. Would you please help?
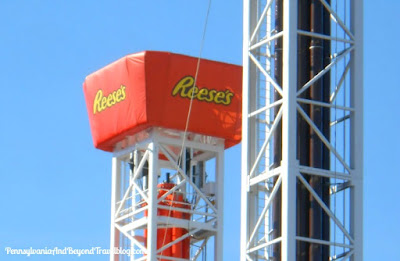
[83,51,242,152]
[144,183,191,260]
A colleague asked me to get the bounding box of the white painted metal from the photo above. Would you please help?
[131,151,138,261]
[111,157,121,261]
[280,1,298,260]
[241,0,363,260]
[147,141,158,261]
[215,146,224,261]
[110,128,225,261]
[350,1,364,260]
[241,1,250,261]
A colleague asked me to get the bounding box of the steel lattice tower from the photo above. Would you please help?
[110,129,225,261]
[241,0,363,260]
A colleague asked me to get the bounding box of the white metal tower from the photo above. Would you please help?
[241,0,363,260]
[110,128,224,261]
[83,51,241,261]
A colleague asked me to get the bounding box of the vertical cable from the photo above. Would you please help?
[178,0,213,164]
[161,0,213,256]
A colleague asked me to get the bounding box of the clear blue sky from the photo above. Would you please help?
[0,1,398,260]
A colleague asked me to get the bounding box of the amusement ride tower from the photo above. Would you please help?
[84,51,242,261]
[241,0,363,260]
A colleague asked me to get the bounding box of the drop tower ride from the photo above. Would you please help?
[241,0,363,260]
[83,51,242,261]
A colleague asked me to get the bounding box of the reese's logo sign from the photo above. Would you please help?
[93,85,127,114]
[172,76,233,106]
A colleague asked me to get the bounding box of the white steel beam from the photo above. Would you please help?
[110,157,121,261]
[297,174,354,244]
[330,61,351,103]
[147,142,158,261]
[297,104,352,173]
[297,98,355,112]
[115,151,149,217]
[247,237,282,254]
[297,46,354,97]
[248,99,283,118]
[241,0,255,259]
[319,0,355,40]
[280,1,298,260]
[215,146,224,261]
[249,31,284,51]
[249,107,283,178]
[350,0,364,260]
[115,223,147,254]
[247,176,282,247]
[249,0,274,43]
[249,166,281,187]
[299,166,350,180]
[295,236,353,249]
[297,30,354,44]
[115,205,148,223]
[249,52,283,96]
[191,238,209,261]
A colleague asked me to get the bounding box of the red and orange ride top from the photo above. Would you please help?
[83,51,242,152]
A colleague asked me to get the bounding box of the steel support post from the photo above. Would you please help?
[241,1,259,260]
[215,146,224,261]
[281,1,298,260]
[147,141,158,261]
[240,1,250,260]
[131,151,139,261]
[111,157,121,261]
[350,0,364,260]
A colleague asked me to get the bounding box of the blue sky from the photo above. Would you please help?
[0,1,398,260]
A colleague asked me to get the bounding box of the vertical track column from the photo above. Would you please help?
[131,151,139,261]
[350,0,364,260]
[281,0,298,260]
[110,157,121,261]
[241,0,257,260]
[147,141,159,261]
[215,146,224,260]
[240,1,250,260]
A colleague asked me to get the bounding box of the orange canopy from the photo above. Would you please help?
[83,51,242,152]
